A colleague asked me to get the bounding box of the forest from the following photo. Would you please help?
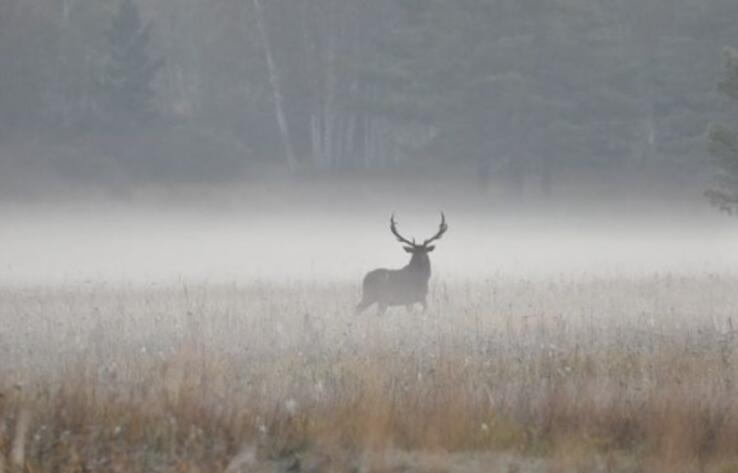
[2,0,738,198]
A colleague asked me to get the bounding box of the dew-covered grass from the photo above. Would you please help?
[2,275,738,472]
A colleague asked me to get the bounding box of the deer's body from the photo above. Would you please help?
[358,255,431,312]
[357,214,447,314]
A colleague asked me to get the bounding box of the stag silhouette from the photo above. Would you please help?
[356,213,448,314]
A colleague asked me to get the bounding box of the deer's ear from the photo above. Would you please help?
[426,245,436,252]
[403,246,414,253]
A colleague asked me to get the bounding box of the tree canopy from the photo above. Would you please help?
[1,0,737,192]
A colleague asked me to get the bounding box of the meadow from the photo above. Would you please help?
[3,274,738,472]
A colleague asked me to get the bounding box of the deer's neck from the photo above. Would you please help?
[406,253,431,278]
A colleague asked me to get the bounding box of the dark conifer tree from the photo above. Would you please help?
[707,47,738,213]
[102,0,164,126]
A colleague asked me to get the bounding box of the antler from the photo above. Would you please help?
[390,214,416,247]
[422,212,448,246]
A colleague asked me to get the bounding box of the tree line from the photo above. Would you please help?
[1,0,738,195]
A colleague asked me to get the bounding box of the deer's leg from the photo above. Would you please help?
[421,299,428,312]
[405,304,414,313]
[355,299,373,314]
[377,303,387,316]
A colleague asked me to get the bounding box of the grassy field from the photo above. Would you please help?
[3,275,738,472]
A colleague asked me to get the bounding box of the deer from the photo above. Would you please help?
[356,213,448,314]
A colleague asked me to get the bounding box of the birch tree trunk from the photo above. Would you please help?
[252,0,298,173]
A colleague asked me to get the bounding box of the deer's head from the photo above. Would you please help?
[390,213,448,257]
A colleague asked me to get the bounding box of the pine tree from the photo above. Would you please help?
[363,0,583,194]
[706,47,738,213]
[102,0,164,126]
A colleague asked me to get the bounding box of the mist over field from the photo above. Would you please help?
[5,192,738,472]
[2,192,737,286]
[5,0,738,471]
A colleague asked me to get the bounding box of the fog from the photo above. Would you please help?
[2,0,738,284]
[3,197,737,287]
[7,2,738,469]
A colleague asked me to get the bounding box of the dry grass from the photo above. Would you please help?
[2,275,738,472]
